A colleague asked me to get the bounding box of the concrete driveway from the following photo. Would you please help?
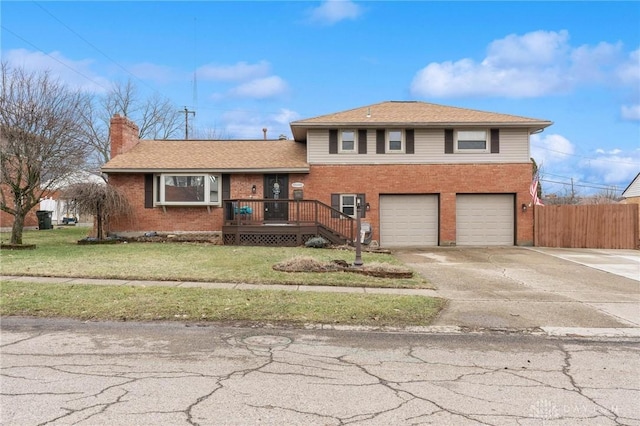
[395,247,640,332]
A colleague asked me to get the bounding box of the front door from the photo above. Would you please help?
[264,174,289,221]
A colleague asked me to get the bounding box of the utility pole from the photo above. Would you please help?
[182,107,196,140]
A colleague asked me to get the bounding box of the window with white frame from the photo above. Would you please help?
[387,129,404,152]
[456,130,487,152]
[340,194,356,217]
[340,130,356,153]
[155,173,221,205]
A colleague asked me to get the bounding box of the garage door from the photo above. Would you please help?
[456,194,514,246]
[380,195,438,247]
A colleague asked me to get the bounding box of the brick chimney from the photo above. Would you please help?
[110,114,140,158]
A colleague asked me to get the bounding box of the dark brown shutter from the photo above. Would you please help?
[444,129,454,154]
[357,193,366,218]
[144,174,153,208]
[329,129,338,154]
[222,174,231,200]
[331,193,340,218]
[376,129,385,154]
[406,129,415,154]
[490,128,500,153]
[358,129,367,154]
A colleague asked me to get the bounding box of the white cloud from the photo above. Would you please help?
[219,108,296,139]
[531,133,576,167]
[197,61,270,82]
[308,0,363,25]
[271,108,300,125]
[621,104,640,121]
[616,49,640,86]
[410,30,632,99]
[228,76,288,99]
[580,150,640,186]
[2,48,110,93]
[484,30,570,68]
[569,41,623,83]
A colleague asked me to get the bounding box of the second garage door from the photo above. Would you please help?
[456,194,514,246]
[379,195,438,247]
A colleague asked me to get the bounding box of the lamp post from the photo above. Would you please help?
[353,197,363,267]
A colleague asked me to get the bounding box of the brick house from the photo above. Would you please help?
[102,101,552,247]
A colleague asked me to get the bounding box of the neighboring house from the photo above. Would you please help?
[0,171,102,230]
[102,101,552,247]
[621,172,640,228]
[39,171,105,225]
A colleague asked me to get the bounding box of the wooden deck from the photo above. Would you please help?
[222,199,355,246]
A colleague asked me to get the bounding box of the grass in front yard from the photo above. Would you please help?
[0,227,429,289]
[0,281,445,327]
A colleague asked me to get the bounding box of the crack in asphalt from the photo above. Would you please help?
[559,342,624,425]
[1,325,638,425]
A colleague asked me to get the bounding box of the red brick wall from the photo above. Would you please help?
[290,163,534,246]
[0,209,38,229]
[107,163,534,245]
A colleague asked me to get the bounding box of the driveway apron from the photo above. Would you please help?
[395,247,640,330]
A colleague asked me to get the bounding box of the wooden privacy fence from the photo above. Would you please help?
[534,204,639,249]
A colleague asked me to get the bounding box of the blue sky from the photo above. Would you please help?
[2,1,639,196]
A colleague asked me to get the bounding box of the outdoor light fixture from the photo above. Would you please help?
[251,185,257,194]
[521,203,528,212]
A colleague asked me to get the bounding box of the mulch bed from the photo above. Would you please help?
[273,258,413,279]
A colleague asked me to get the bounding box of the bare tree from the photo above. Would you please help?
[0,63,89,245]
[582,187,622,204]
[81,79,182,170]
[62,182,131,240]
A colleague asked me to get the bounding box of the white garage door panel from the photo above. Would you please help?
[457,194,514,246]
[380,195,438,247]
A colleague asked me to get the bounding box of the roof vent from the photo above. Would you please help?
[262,128,267,140]
[366,107,371,118]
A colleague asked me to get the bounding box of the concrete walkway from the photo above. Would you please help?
[530,247,640,281]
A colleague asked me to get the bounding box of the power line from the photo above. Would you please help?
[1,25,112,93]
[32,1,172,100]
[540,178,622,193]
[532,142,640,166]
[542,172,624,188]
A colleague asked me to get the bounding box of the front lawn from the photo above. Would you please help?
[0,227,430,289]
[0,281,445,327]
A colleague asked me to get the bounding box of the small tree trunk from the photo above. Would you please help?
[96,201,103,240]
[10,211,25,245]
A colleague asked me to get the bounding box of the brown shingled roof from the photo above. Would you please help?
[102,140,308,172]
[290,100,552,141]
[293,100,551,125]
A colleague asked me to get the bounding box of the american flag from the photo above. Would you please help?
[530,173,544,206]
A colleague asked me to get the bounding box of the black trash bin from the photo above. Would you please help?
[36,210,53,230]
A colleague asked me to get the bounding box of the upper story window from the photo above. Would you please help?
[387,129,404,153]
[155,173,221,206]
[340,130,356,153]
[456,130,488,152]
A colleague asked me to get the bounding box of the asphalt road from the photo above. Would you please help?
[1,317,639,425]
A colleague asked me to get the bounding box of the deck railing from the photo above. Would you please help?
[223,199,355,243]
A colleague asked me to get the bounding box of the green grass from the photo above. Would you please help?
[0,227,444,327]
[0,227,430,289]
[0,281,445,327]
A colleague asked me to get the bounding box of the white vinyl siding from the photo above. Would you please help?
[380,195,439,247]
[456,194,514,246]
[308,128,530,164]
